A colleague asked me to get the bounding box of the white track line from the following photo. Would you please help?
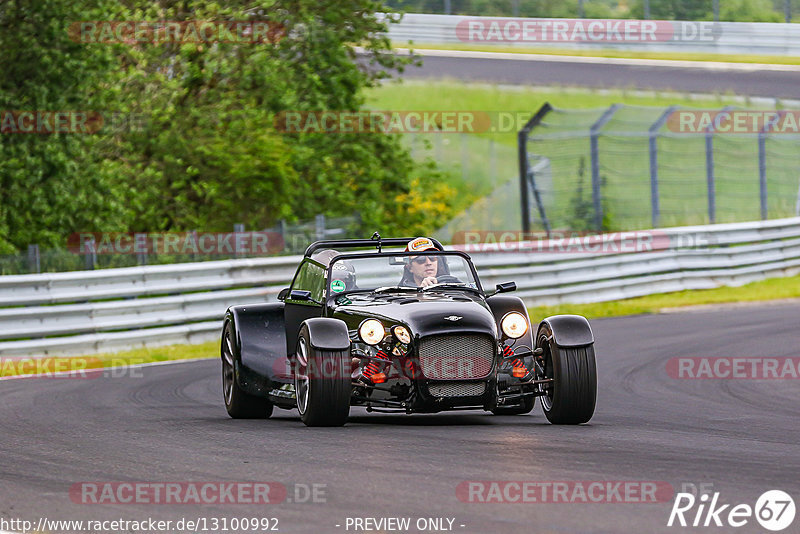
[0,356,215,381]
[396,47,800,72]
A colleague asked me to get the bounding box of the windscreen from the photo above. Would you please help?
[327,253,479,294]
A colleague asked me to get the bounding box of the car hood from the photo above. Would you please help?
[331,291,498,339]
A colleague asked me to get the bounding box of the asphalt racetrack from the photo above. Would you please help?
[400,51,800,99]
[1,302,798,533]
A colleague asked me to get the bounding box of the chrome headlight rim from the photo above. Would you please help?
[500,311,529,339]
[358,318,385,345]
[392,325,411,345]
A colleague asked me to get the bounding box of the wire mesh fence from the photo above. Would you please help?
[515,104,800,233]
[0,215,361,275]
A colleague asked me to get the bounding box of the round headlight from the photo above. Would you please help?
[392,325,411,345]
[501,312,528,339]
[359,319,385,345]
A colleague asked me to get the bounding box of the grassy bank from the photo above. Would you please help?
[0,341,217,378]
[527,273,800,320]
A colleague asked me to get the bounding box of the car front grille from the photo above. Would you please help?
[418,334,495,380]
[427,381,486,398]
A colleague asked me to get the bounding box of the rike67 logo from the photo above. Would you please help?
[668,490,795,531]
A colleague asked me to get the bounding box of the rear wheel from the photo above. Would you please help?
[222,321,273,419]
[294,325,351,427]
[537,323,596,424]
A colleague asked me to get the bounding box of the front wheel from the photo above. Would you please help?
[222,321,273,419]
[294,324,351,427]
[537,323,596,424]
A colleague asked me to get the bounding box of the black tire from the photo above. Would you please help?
[222,320,273,419]
[537,322,596,424]
[492,396,535,415]
[294,324,351,427]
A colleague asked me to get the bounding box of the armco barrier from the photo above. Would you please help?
[1,217,799,357]
[388,13,800,56]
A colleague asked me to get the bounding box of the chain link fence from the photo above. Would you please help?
[0,215,361,275]
[515,104,800,233]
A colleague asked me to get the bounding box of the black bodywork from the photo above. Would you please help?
[223,237,595,416]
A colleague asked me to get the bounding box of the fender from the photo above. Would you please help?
[301,317,351,352]
[486,294,535,349]
[226,303,288,387]
[539,314,594,348]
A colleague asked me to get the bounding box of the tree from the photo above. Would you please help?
[0,0,130,252]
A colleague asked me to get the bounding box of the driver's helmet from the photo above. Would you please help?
[312,249,357,292]
[330,260,357,291]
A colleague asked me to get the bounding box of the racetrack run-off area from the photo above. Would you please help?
[1,303,798,533]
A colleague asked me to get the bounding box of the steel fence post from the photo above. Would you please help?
[648,106,678,228]
[27,244,40,274]
[590,104,621,231]
[234,223,245,258]
[758,111,783,221]
[705,133,716,224]
[704,106,733,224]
[85,238,96,270]
[135,233,148,265]
[518,103,553,234]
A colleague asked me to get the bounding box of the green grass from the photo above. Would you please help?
[527,273,800,320]
[402,42,800,66]
[0,341,217,378]
[367,81,800,231]
[366,80,761,148]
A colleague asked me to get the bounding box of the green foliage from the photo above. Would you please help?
[566,156,613,232]
[719,0,784,22]
[1,0,443,254]
[0,0,130,251]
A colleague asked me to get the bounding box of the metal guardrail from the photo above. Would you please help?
[1,217,799,358]
[389,14,800,56]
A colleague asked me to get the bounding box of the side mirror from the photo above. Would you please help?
[277,287,290,301]
[289,289,313,301]
[495,282,517,294]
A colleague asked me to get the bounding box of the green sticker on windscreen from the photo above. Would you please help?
[331,279,346,293]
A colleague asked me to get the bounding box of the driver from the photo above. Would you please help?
[399,237,443,288]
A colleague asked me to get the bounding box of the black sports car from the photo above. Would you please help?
[221,235,597,426]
